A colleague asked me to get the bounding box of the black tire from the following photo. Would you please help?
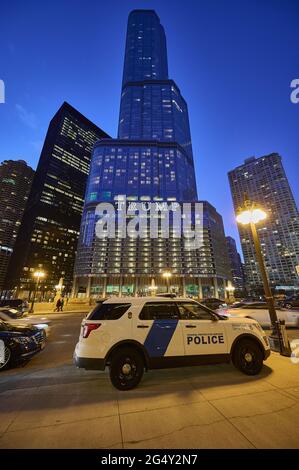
[232,339,264,376]
[109,347,144,391]
[0,344,12,371]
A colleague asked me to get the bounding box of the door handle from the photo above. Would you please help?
[185,325,196,328]
[137,325,149,329]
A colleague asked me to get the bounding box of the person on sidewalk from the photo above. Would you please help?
[60,298,64,312]
[54,298,61,312]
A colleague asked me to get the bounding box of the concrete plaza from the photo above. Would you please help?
[0,312,299,449]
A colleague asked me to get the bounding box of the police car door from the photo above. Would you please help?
[177,302,228,357]
[135,301,184,361]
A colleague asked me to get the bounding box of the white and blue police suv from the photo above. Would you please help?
[74,297,270,390]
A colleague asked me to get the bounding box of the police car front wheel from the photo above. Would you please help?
[109,347,144,391]
[233,339,264,376]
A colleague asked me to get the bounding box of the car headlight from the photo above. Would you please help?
[14,336,32,344]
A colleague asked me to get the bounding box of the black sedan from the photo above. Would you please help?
[0,320,46,371]
[283,296,299,309]
[200,298,227,310]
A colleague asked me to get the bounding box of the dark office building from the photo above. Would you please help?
[73,10,231,298]
[0,160,34,292]
[226,236,245,291]
[228,153,299,291]
[5,102,110,296]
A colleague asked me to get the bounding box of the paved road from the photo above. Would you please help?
[0,312,299,449]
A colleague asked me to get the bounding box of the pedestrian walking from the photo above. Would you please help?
[54,298,61,312]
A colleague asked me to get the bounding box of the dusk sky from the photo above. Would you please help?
[0,0,298,253]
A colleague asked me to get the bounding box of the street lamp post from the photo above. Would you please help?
[236,196,291,356]
[29,271,45,313]
[225,285,235,303]
[162,271,172,293]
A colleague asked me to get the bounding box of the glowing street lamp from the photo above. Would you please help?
[236,196,290,356]
[236,207,267,225]
[162,271,172,293]
[29,271,45,313]
[225,285,235,302]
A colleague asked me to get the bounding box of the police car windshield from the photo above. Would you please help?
[87,303,131,320]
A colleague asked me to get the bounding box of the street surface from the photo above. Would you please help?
[0,312,299,449]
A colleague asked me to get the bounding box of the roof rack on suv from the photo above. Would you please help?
[156,293,177,298]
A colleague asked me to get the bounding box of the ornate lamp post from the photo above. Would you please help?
[29,271,45,313]
[236,196,291,356]
[225,285,235,303]
[162,271,172,293]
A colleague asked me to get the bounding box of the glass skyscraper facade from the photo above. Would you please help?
[5,102,110,297]
[225,236,245,292]
[0,160,34,292]
[74,10,231,298]
[228,153,299,291]
[86,10,197,203]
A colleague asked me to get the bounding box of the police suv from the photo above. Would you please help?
[74,297,270,390]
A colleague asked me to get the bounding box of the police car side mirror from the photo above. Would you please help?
[211,314,219,321]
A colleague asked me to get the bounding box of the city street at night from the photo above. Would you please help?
[1,0,299,457]
[1,311,299,449]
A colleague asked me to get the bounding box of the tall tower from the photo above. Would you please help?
[74,10,230,299]
[0,160,34,291]
[228,153,299,291]
[5,102,110,296]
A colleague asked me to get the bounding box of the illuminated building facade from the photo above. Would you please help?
[73,10,231,298]
[228,153,299,291]
[5,102,109,296]
[0,160,34,292]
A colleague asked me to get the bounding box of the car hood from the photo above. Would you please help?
[0,322,38,335]
[221,313,257,324]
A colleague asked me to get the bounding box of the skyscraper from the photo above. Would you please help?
[228,153,299,291]
[225,236,245,291]
[73,10,230,298]
[0,160,34,292]
[5,102,110,296]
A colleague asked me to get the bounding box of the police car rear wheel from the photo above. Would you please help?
[233,339,263,376]
[109,347,144,391]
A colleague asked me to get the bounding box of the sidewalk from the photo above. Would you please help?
[1,349,299,448]
[30,302,90,315]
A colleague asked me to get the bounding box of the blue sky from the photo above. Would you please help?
[0,0,298,254]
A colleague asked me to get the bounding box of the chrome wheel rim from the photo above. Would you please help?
[244,352,253,363]
[0,346,11,369]
[118,356,137,384]
[122,363,132,375]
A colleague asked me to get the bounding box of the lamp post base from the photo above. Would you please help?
[268,321,292,357]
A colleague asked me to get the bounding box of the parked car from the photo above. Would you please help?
[0,320,46,371]
[0,299,28,314]
[74,296,270,390]
[282,296,299,309]
[0,308,50,336]
[218,302,299,328]
[200,298,227,310]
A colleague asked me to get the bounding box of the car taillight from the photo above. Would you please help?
[82,323,101,338]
